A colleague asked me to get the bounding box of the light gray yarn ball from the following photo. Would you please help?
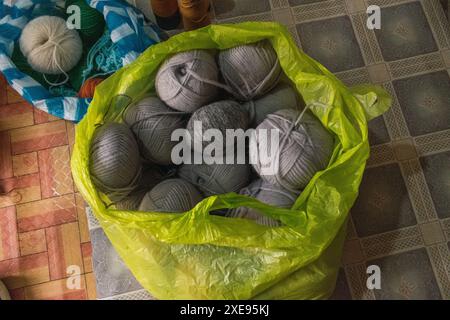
[179,162,250,196]
[155,50,219,112]
[90,122,142,200]
[124,96,186,165]
[218,40,282,101]
[187,100,249,151]
[138,178,203,213]
[250,109,334,192]
[227,179,299,227]
[243,83,301,126]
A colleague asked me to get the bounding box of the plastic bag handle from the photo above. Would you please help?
[349,84,392,121]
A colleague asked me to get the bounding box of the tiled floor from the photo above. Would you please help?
[0,75,96,300]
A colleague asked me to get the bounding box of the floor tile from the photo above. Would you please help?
[374,2,438,61]
[75,193,90,243]
[393,71,450,137]
[0,206,19,261]
[23,277,87,300]
[369,248,441,300]
[0,252,50,289]
[12,152,38,177]
[0,173,41,208]
[81,242,93,273]
[0,131,13,179]
[18,229,47,256]
[10,120,68,155]
[16,194,77,232]
[296,16,365,72]
[46,222,84,280]
[352,163,417,237]
[212,0,271,20]
[38,145,74,198]
[0,101,34,132]
[420,151,450,219]
[85,272,97,300]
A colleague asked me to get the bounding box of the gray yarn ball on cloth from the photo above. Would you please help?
[156,50,219,112]
[178,162,251,197]
[243,83,301,126]
[227,179,299,227]
[186,100,249,152]
[138,178,203,213]
[250,109,334,192]
[218,40,282,101]
[90,122,142,201]
[123,96,186,165]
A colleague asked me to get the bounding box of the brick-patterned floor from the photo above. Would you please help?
[0,74,96,300]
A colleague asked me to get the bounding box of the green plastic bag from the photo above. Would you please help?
[71,22,391,299]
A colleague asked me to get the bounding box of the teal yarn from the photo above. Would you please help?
[90,122,142,201]
[250,109,334,192]
[179,162,251,197]
[65,0,106,45]
[156,50,220,112]
[218,40,282,101]
[227,179,299,227]
[31,3,67,19]
[123,96,187,165]
[243,83,301,126]
[138,178,203,213]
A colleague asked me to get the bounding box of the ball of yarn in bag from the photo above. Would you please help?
[227,179,299,227]
[156,50,219,112]
[115,190,147,211]
[243,83,301,126]
[65,0,106,44]
[78,77,104,98]
[138,179,202,212]
[218,40,281,101]
[179,162,250,196]
[123,97,186,165]
[20,16,83,74]
[187,100,249,151]
[250,109,334,192]
[90,122,142,201]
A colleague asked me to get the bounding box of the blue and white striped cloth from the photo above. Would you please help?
[0,0,161,122]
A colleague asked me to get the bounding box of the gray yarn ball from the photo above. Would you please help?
[219,40,282,101]
[227,179,299,227]
[115,190,147,211]
[187,100,249,151]
[138,178,203,213]
[179,162,250,196]
[156,50,219,112]
[243,83,301,126]
[124,96,186,165]
[90,122,142,201]
[250,109,334,192]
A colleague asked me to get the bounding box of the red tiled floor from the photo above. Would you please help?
[0,81,95,299]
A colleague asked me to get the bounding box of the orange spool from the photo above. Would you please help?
[78,77,104,98]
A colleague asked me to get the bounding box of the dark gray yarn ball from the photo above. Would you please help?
[178,162,250,196]
[186,100,249,151]
[227,179,299,227]
[138,178,203,213]
[218,40,282,101]
[250,109,334,192]
[155,50,219,112]
[243,83,301,126]
[124,96,186,165]
[115,190,147,211]
[90,122,142,200]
